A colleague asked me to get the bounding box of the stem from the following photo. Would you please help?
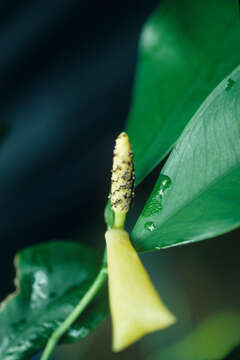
[113,211,126,229]
[40,265,108,360]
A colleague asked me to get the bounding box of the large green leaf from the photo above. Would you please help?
[132,65,240,251]
[127,0,240,185]
[0,241,108,360]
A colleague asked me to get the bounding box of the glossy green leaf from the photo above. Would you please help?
[127,0,240,185]
[0,241,108,360]
[132,65,240,251]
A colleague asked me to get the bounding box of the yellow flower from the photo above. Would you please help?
[105,228,176,352]
[106,131,176,351]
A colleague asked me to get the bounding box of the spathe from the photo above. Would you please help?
[105,228,176,352]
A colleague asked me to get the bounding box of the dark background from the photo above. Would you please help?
[0,1,240,359]
[0,0,158,299]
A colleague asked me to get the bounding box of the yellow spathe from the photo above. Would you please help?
[105,228,176,352]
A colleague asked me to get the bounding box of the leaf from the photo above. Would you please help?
[132,65,240,252]
[104,200,115,229]
[149,310,240,360]
[0,241,108,360]
[126,0,240,185]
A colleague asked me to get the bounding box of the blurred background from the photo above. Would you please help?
[0,0,240,359]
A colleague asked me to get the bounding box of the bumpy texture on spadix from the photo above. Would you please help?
[105,228,176,352]
[110,132,135,213]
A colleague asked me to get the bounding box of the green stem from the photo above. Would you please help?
[40,265,108,360]
[113,211,126,229]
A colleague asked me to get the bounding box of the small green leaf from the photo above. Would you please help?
[127,0,240,185]
[0,241,108,360]
[104,200,114,229]
[132,65,240,251]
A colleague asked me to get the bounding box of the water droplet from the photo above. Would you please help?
[68,327,90,339]
[225,78,235,91]
[144,221,156,232]
[141,24,160,50]
[142,174,171,217]
[30,270,48,309]
[159,175,171,193]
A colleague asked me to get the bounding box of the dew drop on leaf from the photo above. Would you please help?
[144,221,156,232]
[68,327,90,339]
[225,78,236,91]
[142,174,172,217]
